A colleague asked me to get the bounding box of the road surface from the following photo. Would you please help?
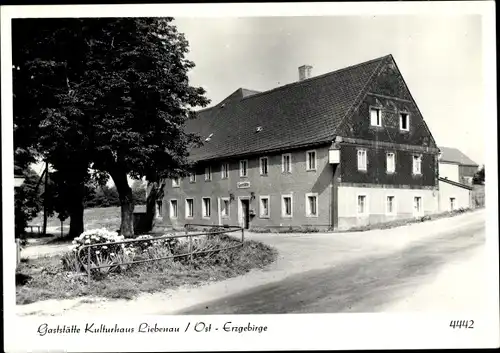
[174,213,486,314]
[16,210,488,316]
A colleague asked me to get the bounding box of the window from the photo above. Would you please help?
[306,150,317,171]
[413,196,423,216]
[386,152,395,173]
[189,172,196,183]
[357,195,367,215]
[259,196,270,218]
[450,197,456,211]
[281,194,293,218]
[412,155,422,175]
[386,196,396,215]
[169,200,178,219]
[202,197,211,218]
[185,199,194,218]
[260,157,268,176]
[221,163,229,179]
[370,107,382,127]
[282,153,292,173]
[172,177,180,187]
[305,193,318,217]
[221,198,230,217]
[357,149,367,171]
[400,112,410,131]
[205,166,212,181]
[239,160,248,177]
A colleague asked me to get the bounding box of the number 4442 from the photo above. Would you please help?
[450,320,474,329]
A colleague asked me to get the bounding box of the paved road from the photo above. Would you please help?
[175,215,486,314]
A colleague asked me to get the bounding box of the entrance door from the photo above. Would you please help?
[241,199,250,229]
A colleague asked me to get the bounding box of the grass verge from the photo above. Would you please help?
[16,237,278,305]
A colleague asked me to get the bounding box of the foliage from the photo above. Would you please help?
[67,228,125,274]
[15,168,43,239]
[16,235,278,305]
[12,17,210,237]
[473,165,485,185]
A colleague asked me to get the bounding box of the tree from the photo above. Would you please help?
[15,168,43,239]
[13,19,93,239]
[473,165,485,185]
[12,18,209,238]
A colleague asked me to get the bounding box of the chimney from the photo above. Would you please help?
[298,65,313,81]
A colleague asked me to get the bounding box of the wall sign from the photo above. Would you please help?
[237,181,251,189]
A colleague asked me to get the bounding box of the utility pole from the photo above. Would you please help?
[42,162,49,236]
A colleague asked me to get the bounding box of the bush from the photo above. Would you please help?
[69,228,126,275]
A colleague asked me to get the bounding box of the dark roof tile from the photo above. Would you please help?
[186,55,390,162]
[439,146,478,166]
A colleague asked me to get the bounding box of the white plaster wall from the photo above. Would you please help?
[439,162,459,183]
[438,180,471,211]
[338,186,439,218]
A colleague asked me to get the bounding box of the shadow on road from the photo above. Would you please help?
[174,223,485,314]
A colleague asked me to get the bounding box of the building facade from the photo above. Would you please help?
[163,55,440,230]
[438,147,479,185]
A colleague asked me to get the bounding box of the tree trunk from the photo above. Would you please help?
[68,202,84,238]
[144,182,159,232]
[42,163,49,235]
[68,182,85,239]
[111,171,135,238]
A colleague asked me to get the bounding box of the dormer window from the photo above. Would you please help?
[370,107,382,127]
[400,113,410,131]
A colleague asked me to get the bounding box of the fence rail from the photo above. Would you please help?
[77,224,244,286]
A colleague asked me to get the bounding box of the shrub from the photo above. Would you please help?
[70,228,126,275]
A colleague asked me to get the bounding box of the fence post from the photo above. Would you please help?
[189,235,193,264]
[242,228,245,243]
[87,245,91,287]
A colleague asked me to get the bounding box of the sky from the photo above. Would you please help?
[30,15,485,180]
[174,15,485,166]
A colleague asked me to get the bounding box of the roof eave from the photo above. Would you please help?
[188,139,333,164]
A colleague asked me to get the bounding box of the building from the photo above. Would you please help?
[163,54,442,231]
[438,146,479,185]
[438,177,473,212]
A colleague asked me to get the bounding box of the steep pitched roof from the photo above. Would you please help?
[439,147,478,166]
[186,55,390,162]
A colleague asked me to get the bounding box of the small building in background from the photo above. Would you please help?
[438,146,479,185]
